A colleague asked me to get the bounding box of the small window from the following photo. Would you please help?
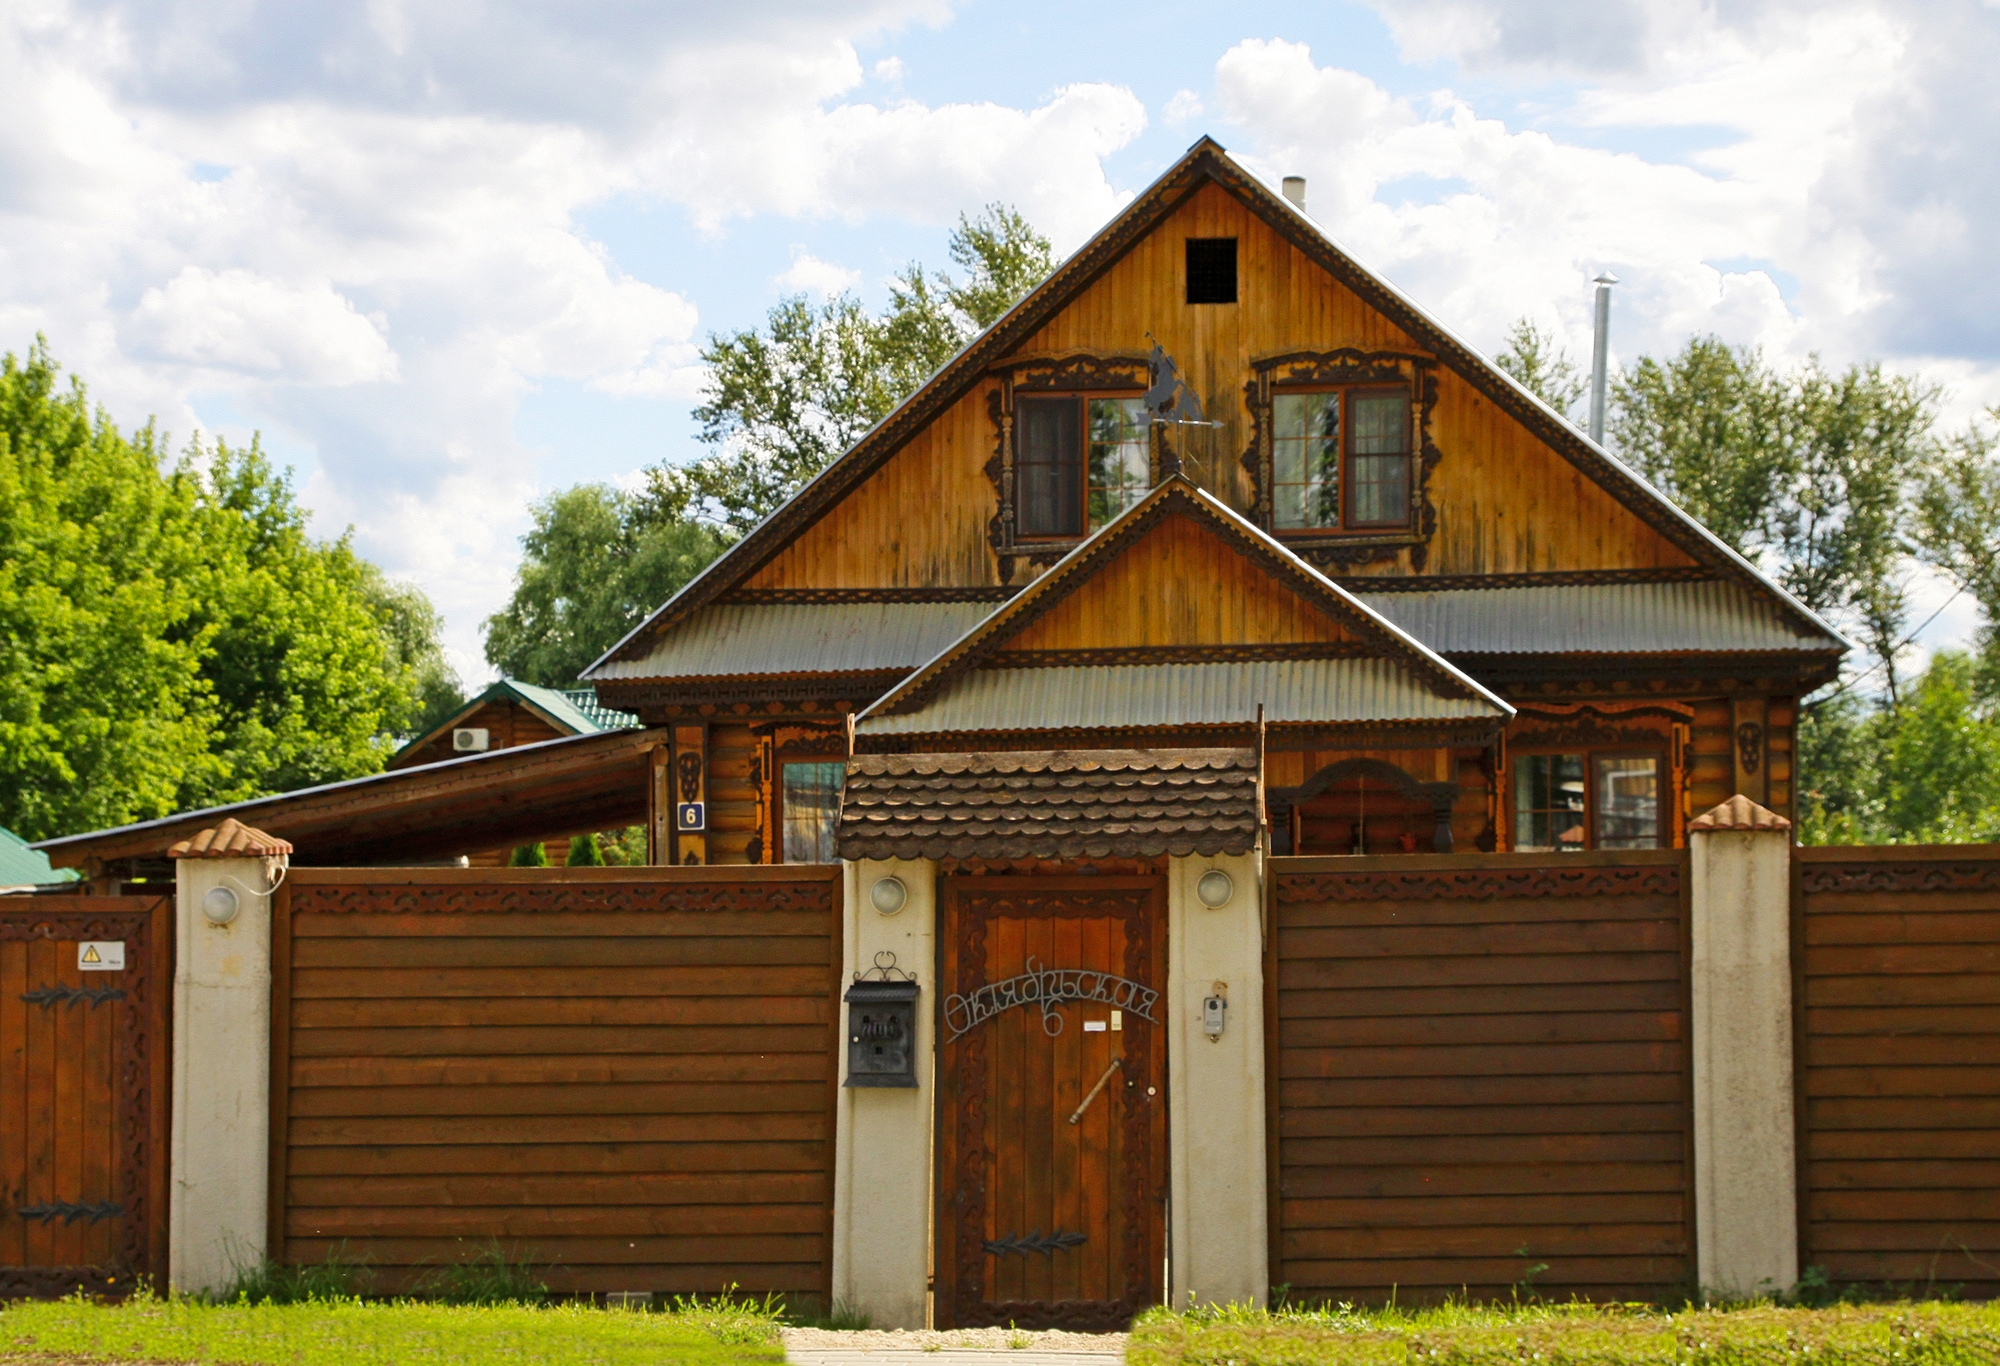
[1185,238,1237,304]
[782,761,845,864]
[1016,394,1148,537]
[1271,387,1411,531]
[1512,752,1663,852]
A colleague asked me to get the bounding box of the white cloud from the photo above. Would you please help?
[774,249,863,299]
[874,55,905,82]
[126,266,398,384]
[1163,88,1203,126]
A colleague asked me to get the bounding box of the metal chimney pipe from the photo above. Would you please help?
[1282,176,1306,211]
[1588,271,1617,444]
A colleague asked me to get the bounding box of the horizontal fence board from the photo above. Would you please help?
[285,1141,828,1176]
[276,870,838,1299]
[290,995,831,1030]
[1269,853,1690,1304]
[1797,848,2000,1294]
[289,1054,827,1089]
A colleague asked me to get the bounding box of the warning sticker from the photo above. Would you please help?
[78,941,125,971]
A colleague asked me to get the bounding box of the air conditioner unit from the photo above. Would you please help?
[452,728,491,753]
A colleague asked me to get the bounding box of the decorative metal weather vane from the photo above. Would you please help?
[1143,333,1218,477]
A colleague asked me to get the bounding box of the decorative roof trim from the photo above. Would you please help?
[1340,567,1722,593]
[585,136,1850,676]
[169,818,294,860]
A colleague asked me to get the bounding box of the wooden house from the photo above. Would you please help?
[583,137,1846,868]
[389,678,637,770]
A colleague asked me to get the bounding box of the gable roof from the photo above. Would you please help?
[587,135,1847,679]
[854,477,1512,741]
[0,824,75,889]
[392,677,637,764]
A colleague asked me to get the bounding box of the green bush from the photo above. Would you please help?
[410,1240,548,1305]
[507,842,547,867]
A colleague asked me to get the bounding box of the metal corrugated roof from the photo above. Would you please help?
[858,658,1509,736]
[587,602,996,680]
[1353,580,1842,655]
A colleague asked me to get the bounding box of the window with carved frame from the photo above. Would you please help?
[1243,352,1438,566]
[1014,392,1150,538]
[1510,749,1666,852]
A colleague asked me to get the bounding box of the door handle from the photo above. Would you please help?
[1067,1056,1123,1125]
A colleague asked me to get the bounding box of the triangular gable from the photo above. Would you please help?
[390,678,629,767]
[587,137,1845,677]
[861,477,1510,722]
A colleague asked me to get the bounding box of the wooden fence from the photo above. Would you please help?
[1795,844,2000,1299]
[270,866,841,1300]
[1266,852,1692,1304]
[0,895,170,1299]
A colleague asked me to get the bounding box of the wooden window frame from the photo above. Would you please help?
[1508,746,1669,853]
[1269,383,1416,534]
[1011,392,1150,543]
[778,758,847,866]
[1241,349,1442,573]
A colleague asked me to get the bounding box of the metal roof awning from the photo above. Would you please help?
[34,729,659,870]
[586,601,997,681]
[855,657,1510,739]
[838,748,1259,862]
[1354,580,1845,656]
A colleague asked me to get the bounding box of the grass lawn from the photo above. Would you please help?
[1128,1300,2000,1364]
[0,1294,786,1365]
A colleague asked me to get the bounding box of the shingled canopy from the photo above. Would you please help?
[837,748,1261,862]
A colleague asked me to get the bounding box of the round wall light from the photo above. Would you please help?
[870,875,908,916]
[1196,869,1234,909]
[201,885,241,926]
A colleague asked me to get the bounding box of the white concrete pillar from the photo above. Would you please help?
[1166,849,1268,1310]
[170,853,277,1293]
[1688,795,1798,1299]
[830,857,936,1328]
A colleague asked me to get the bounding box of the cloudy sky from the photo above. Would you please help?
[5,0,1996,686]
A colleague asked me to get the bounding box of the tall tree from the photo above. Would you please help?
[664,204,1057,532]
[0,340,457,839]
[1914,406,2000,686]
[483,483,730,688]
[1494,319,1587,421]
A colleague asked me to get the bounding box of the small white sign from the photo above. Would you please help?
[1083,1020,1107,1032]
[78,941,125,971]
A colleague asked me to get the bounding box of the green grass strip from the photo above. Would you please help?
[0,1294,786,1365]
[1129,1301,2000,1365]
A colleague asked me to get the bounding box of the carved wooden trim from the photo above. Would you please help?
[1454,652,1842,691]
[719,587,1018,605]
[857,718,1506,756]
[1799,859,2000,895]
[983,643,1378,669]
[596,673,907,713]
[1266,757,1460,855]
[1274,862,1682,904]
[286,880,835,916]
[1239,350,1441,571]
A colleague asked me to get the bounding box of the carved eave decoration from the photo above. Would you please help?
[855,717,1508,757]
[1451,650,1845,695]
[593,671,910,721]
[1240,349,1442,572]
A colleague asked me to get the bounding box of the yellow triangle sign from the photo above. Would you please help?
[81,945,101,963]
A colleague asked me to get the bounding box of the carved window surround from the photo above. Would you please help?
[983,352,1152,583]
[1240,349,1442,572]
[1504,701,1694,849]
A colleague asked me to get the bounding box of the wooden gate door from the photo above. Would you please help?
[0,897,170,1298]
[936,877,1166,1330]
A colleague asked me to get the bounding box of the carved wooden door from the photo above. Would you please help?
[936,876,1166,1330]
[0,897,170,1299]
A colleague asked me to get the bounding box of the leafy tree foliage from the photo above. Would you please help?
[482,483,730,688]
[0,341,459,841]
[1915,406,2000,683]
[660,204,1056,532]
[1494,319,1587,420]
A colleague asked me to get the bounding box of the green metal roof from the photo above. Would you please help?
[1,825,76,888]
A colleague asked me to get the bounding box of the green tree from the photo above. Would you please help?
[664,203,1056,532]
[1914,406,2000,688]
[1494,318,1587,420]
[483,483,730,688]
[0,340,456,840]
[564,833,604,866]
[508,842,547,867]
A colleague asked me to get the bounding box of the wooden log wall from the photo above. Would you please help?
[1266,851,1692,1304]
[1794,845,2000,1298]
[270,867,841,1300]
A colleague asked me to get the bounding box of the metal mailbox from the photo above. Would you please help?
[843,977,920,1088]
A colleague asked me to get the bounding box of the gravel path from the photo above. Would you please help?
[781,1326,1126,1366]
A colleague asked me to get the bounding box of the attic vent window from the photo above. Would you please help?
[1185,238,1237,304]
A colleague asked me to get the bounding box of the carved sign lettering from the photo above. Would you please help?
[944,956,1160,1040]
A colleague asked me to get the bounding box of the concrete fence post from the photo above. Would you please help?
[168,821,289,1294]
[1687,795,1798,1299]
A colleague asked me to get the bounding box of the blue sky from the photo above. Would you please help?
[3,0,1995,682]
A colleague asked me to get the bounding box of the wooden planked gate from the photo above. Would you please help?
[1267,852,1692,1304]
[0,896,170,1298]
[1794,844,2000,1298]
[270,867,841,1300]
